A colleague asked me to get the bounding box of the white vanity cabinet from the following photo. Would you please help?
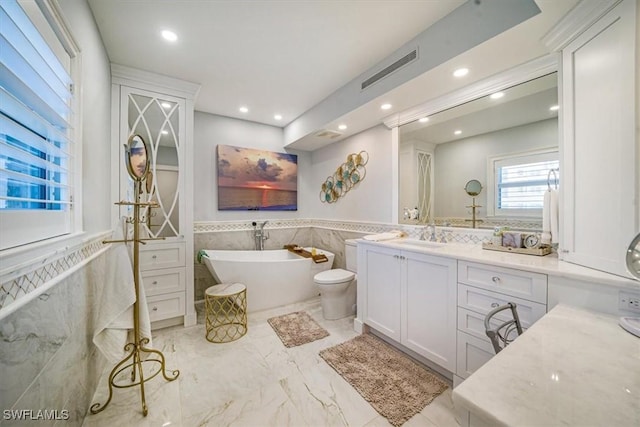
[454,261,548,384]
[111,65,200,328]
[360,244,402,341]
[358,242,457,372]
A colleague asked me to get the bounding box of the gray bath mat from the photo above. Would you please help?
[320,333,449,426]
[267,311,329,347]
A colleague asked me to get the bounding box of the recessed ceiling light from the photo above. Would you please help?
[490,92,504,99]
[419,117,429,123]
[161,30,178,42]
[161,102,171,109]
[381,103,392,110]
[454,130,462,135]
[549,105,559,111]
[274,114,283,120]
[453,68,469,77]
[338,124,347,130]
[239,106,249,113]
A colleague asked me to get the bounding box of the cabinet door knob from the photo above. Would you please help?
[491,302,499,308]
[492,276,501,283]
[152,281,158,285]
[152,255,157,259]
[152,306,158,311]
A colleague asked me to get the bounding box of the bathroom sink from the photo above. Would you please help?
[394,239,446,249]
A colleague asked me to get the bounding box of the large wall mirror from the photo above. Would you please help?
[398,71,559,231]
[126,92,181,238]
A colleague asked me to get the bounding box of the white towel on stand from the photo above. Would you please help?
[93,218,153,364]
[542,189,559,245]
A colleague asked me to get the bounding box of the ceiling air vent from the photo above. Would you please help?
[361,48,418,90]
[315,129,343,139]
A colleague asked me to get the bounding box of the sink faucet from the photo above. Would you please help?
[252,221,269,250]
[422,223,437,242]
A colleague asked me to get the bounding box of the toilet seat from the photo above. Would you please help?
[314,268,355,284]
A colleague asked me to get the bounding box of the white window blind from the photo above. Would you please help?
[488,149,559,217]
[0,0,74,250]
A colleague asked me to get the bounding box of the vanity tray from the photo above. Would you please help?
[482,242,552,256]
[283,244,328,263]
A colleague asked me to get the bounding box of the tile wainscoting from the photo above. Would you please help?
[193,219,497,302]
[0,246,116,426]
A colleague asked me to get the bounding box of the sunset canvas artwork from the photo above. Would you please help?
[216,144,298,210]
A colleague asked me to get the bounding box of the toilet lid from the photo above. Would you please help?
[314,268,355,284]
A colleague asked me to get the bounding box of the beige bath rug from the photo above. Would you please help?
[267,311,329,347]
[320,334,449,427]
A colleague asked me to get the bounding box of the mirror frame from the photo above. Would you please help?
[626,232,640,280]
[388,54,558,224]
[464,180,483,197]
[125,134,150,181]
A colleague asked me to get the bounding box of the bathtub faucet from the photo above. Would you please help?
[252,221,269,250]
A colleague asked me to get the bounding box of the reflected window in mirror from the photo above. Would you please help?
[487,148,559,217]
[398,72,558,231]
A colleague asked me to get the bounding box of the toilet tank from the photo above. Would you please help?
[345,239,358,272]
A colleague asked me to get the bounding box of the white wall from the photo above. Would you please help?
[59,0,112,233]
[193,112,310,221]
[434,118,558,217]
[194,112,393,223]
[309,125,393,223]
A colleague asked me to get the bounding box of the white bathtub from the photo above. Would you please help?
[201,248,335,312]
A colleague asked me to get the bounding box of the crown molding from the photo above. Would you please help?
[542,0,622,51]
[383,53,558,129]
[111,63,201,100]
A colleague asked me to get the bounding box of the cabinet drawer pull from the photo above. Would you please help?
[152,306,158,311]
[152,281,158,285]
[492,276,501,283]
[491,302,499,308]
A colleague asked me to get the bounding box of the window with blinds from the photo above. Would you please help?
[489,149,559,217]
[0,0,75,250]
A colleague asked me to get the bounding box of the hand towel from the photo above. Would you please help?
[542,189,559,245]
[93,217,153,364]
[549,189,559,244]
[362,230,406,242]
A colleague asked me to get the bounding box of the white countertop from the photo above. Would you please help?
[357,238,640,291]
[451,304,640,427]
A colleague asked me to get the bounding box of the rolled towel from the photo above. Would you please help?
[363,230,406,241]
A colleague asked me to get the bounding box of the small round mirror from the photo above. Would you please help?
[125,134,150,181]
[464,179,483,197]
[626,233,640,280]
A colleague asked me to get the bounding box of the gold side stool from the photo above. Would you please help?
[205,283,247,343]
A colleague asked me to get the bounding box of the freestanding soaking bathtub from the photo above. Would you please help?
[201,248,335,312]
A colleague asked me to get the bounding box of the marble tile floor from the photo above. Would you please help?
[83,298,459,427]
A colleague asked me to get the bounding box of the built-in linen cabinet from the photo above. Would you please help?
[455,261,547,385]
[111,65,199,328]
[358,242,457,372]
[556,0,638,278]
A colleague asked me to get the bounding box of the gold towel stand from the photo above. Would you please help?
[90,135,179,417]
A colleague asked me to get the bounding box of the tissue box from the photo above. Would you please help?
[502,232,522,248]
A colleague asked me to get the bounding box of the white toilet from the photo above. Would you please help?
[313,239,357,320]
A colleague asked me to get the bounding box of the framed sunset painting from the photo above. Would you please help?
[216,144,298,210]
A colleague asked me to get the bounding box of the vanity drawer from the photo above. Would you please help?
[457,284,547,327]
[146,292,185,322]
[458,261,547,303]
[140,242,185,270]
[142,267,185,296]
[456,331,495,379]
